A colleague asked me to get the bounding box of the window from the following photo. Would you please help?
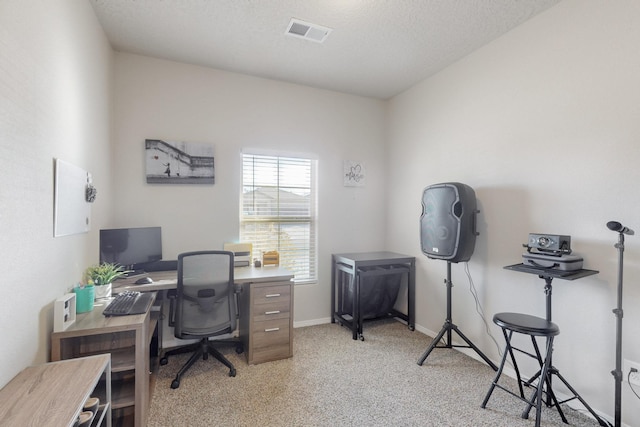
[240,153,317,283]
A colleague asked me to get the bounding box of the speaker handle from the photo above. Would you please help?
[472,209,480,236]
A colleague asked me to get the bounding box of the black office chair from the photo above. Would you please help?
[160,250,240,389]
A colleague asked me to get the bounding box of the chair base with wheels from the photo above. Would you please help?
[160,337,241,389]
[481,312,562,427]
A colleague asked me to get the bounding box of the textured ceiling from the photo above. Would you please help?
[90,0,561,99]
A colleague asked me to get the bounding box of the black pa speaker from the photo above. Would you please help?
[420,182,479,263]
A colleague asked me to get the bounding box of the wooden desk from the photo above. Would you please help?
[114,266,295,365]
[113,265,294,291]
[51,293,158,427]
[0,354,111,427]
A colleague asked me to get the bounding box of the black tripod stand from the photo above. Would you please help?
[607,220,633,427]
[417,261,498,370]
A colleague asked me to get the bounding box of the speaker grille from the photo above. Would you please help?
[421,187,458,258]
[420,182,477,262]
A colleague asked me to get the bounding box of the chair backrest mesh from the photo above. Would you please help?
[175,251,235,338]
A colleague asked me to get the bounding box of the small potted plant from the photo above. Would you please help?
[85,262,128,299]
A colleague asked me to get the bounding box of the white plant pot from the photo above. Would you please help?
[94,283,112,300]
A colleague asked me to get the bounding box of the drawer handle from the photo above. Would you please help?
[264,327,280,332]
[265,293,281,298]
[265,310,281,315]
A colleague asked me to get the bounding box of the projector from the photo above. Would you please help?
[527,234,571,253]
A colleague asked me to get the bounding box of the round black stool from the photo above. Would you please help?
[481,312,562,427]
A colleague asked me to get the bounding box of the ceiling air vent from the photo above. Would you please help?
[285,18,332,43]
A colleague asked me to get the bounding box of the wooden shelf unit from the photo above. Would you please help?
[51,294,159,427]
[0,354,111,427]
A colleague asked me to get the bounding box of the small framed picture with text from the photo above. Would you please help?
[344,160,366,187]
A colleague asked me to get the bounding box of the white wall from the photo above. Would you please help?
[111,53,388,325]
[0,0,113,386]
[386,0,640,424]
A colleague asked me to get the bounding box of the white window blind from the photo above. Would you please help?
[241,153,317,283]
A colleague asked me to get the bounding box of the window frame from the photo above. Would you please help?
[240,151,318,284]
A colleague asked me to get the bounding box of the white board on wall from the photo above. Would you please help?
[54,158,92,237]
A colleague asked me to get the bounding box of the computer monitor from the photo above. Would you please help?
[99,226,162,273]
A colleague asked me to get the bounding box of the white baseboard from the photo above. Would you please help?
[293,317,332,328]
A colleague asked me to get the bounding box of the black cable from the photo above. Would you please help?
[463,262,502,357]
[628,370,640,400]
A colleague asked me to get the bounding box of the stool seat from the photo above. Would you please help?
[482,312,563,427]
[493,312,559,337]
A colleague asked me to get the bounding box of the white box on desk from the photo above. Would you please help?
[54,293,76,332]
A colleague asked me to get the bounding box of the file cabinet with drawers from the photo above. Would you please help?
[239,279,294,364]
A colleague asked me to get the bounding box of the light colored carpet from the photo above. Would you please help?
[148,319,603,426]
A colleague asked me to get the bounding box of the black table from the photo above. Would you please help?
[331,252,415,340]
[504,264,598,322]
[504,264,608,427]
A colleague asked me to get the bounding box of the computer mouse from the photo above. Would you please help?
[134,277,153,285]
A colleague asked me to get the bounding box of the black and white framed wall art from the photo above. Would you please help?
[343,160,366,187]
[145,139,215,184]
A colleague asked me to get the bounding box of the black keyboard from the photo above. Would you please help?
[103,291,154,316]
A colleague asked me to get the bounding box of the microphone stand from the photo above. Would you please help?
[611,229,626,427]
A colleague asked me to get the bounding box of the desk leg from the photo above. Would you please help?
[331,256,336,324]
[542,277,553,322]
[408,260,415,331]
[542,276,553,406]
[353,272,361,340]
[150,289,165,359]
